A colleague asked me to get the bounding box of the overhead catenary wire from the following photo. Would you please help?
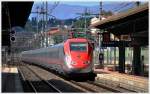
[112,2,134,13]
[111,2,128,12]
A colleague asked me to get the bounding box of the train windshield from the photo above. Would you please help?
[70,42,87,51]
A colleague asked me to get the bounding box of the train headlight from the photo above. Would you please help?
[65,55,73,68]
[71,61,77,65]
[84,61,90,64]
[65,55,71,63]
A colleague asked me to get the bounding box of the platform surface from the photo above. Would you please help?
[94,68,149,92]
[2,66,23,92]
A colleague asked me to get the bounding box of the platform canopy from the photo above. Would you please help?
[90,3,149,75]
[2,2,34,46]
[90,3,148,37]
[2,2,33,29]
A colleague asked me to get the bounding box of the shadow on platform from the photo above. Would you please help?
[2,72,23,92]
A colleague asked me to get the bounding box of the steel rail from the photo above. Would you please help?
[18,66,37,92]
[25,65,62,93]
[70,80,97,92]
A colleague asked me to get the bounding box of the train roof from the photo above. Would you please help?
[21,38,91,54]
[66,38,89,42]
[48,43,64,48]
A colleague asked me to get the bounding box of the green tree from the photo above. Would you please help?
[25,19,34,32]
[101,10,113,16]
[73,17,92,38]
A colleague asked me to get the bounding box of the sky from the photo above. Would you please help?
[60,1,100,6]
[29,1,148,20]
[29,1,101,19]
[32,0,147,7]
[32,1,100,7]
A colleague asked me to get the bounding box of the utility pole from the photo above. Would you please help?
[76,8,98,38]
[99,1,103,20]
[99,1,103,51]
[36,6,39,48]
[84,8,87,35]
[36,6,39,33]
[41,2,47,47]
[45,1,48,47]
[135,1,140,7]
[45,1,48,28]
[31,1,59,48]
[99,1,104,68]
[42,2,45,32]
[41,4,44,47]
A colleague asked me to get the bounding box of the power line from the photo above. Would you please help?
[49,1,59,15]
[111,2,127,12]
[113,2,134,12]
[31,1,59,48]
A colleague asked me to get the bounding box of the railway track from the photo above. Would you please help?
[18,65,61,92]
[70,80,112,92]
[18,67,37,92]
[25,64,114,92]
[18,63,136,93]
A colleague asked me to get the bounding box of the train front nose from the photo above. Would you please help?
[65,41,93,73]
[70,53,92,68]
[65,54,91,69]
[65,56,93,74]
[72,55,90,68]
[71,59,91,69]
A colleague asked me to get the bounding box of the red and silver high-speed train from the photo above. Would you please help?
[21,38,95,79]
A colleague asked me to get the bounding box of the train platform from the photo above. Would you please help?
[94,68,149,92]
[1,66,23,92]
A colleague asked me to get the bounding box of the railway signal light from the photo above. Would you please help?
[10,30,16,42]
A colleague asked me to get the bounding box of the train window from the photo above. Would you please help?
[70,42,87,51]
